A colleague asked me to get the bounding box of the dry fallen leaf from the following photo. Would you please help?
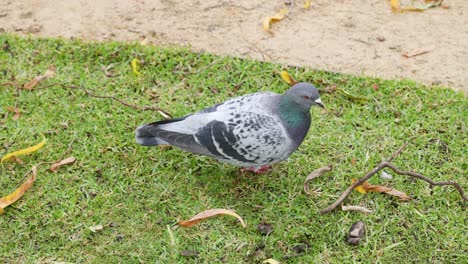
[180,250,199,257]
[102,63,116,77]
[50,157,76,172]
[352,179,411,201]
[257,221,273,235]
[89,224,104,232]
[262,8,288,33]
[263,259,280,264]
[391,0,443,12]
[157,109,173,119]
[303,0,311,9]
[341,205,373,214]
[348,221,365,245]
[402,48,434,58]
[140,37,149,46]
[6,107,21,120]
[178,208,246,228]
[1,134,46,162]
[304,164,333,193]
[131,58,142,76]
[10,156,25,165]
[390,0,400,11]
[336,87,369,103]
[0,166,37,214]
[23,65,56,90]
[280,71,298,86]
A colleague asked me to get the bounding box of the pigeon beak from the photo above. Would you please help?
[314,98,325,109]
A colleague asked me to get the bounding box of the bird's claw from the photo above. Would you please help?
[241,165,271,174]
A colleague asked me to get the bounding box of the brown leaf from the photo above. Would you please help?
[180,250,199,257]
[352,179,412,201]
[303,164,333,193]
[6,107,21,120]
[23,65,56,90]
[402,48,434,58]
[0,166,37,214]
[178,208,246,228]
[348,221,365,245]
[10,156,24,165]
[50,156,76,172]
[257,222,273,235]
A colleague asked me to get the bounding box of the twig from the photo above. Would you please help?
[59,135,77,161]
[320,142,466,214]
[382,162,466,202]
[15,82,172,118]
[385,141,408,163]
[1,81,22,89]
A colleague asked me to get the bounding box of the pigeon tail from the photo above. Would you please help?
[135,124,170,146]
[135,117,187,146]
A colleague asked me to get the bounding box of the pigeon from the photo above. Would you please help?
[135,82,324,173]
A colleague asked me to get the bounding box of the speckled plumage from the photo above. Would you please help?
[136,82,323,169]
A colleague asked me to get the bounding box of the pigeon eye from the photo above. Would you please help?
[302,95,310,99]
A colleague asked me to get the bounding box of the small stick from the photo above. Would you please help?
[14,82,172,118]
[382,162,467,202]
[320,142,466,214]
[58,135,77,161]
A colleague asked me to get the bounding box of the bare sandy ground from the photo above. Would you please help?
[0,0,466,92]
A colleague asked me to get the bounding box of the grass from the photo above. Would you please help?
[0,33,466,263]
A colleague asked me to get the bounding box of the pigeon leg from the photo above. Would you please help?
[241,165,272,174]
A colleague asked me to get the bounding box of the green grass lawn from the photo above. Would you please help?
[0,34,466,263]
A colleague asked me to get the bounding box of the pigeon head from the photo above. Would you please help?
[285,82,324,110]
[278,82,323,128]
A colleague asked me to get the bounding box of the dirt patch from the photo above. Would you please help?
[1,0,466,93]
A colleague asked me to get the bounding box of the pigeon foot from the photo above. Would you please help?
[241,165,271,174]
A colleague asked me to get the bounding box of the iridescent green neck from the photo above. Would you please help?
[278,95,310,127]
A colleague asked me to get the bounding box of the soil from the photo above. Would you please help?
[1,0,466,93]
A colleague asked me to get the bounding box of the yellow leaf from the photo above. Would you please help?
[303,0,311,9]
[0,166,37,214]
[1,134,46,162]
[23,65,56,90]
[262,8,288,33]
[390,0,443,12]
[352,178,411,201]
[131,58,142,76]
[354,184,368,194]
[336,87,369,103]
[178,208,246,228]
[353,178,370,193]
[280,71,298,86]
[390,0,400,11]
